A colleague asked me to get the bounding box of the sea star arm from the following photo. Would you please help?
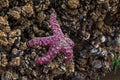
[27,36,54,47]
[65,38,75,47]
[35,45,60,64]
[50,13,63,35]
[62,47,73,64]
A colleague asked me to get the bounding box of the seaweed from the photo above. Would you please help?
[113,56,119,74]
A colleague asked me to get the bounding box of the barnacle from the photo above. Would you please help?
[0,16,11,33]
[0,0,9,10]
[7,9,21,19]
[0,53,8,67]
[0,38,9,46]
[68,0,80,9]
[0,30,7,37]
[21,4,34,17]
[9,29,21,38]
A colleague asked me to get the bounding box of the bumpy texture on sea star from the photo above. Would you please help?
[27,13,74,64]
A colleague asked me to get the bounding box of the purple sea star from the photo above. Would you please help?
[27,13,74,64]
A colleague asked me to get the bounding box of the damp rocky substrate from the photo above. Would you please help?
[0,0,120,80]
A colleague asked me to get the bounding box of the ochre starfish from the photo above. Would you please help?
[27,13,74,64]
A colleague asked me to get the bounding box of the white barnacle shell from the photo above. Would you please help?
[101,50,108,56]
[116,34,120,44]
[100,35,106,43]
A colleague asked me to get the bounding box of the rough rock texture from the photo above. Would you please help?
[0,0,120,80]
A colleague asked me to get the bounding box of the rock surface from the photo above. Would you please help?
[0,0,120,80]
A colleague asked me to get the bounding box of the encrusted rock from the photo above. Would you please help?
[9,29,21,37]
[0,0,9,10]
[8,38,16,46]
[21,76,28,80]
[21,4,34,17]
[7,9,21,19]
[20,42,27,50]
[12,73,19,80]
[37,11,46,24]
[1,71,19,80]
[116,34,120,44]
[48,62,59,69]
[35,0,50,11]
[0,38,9,46]
[12,48,18,55]
[66,62,75,75]
[10,57,21,66]
[1,71,12,80]
[0,16,9,26]
[0,53,8,67]
[0,0,119,80]
[68,0,80,9]
[33,25,40,33]
[0,16,11,33]
[0,66,5,76]
[103,61,110,69]
[0,30,7,37]
[92,60,102,69]
[96,21,104,29]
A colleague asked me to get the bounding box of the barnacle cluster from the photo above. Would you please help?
[0,16,10,46]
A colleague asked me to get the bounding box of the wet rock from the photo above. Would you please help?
[0,0,119,80]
